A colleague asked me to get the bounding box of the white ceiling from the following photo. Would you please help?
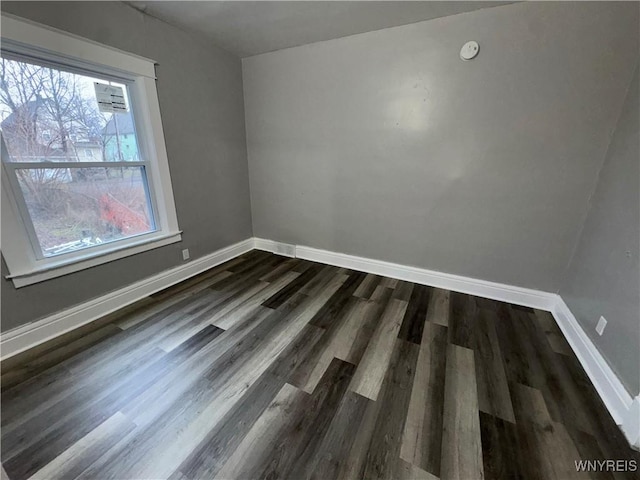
[128,1,513,57]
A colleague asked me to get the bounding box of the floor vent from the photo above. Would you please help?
[274,242,296,257]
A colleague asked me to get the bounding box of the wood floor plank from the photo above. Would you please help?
[2,347,168,479]
[119,308,276,429]
[287,276,359,391]
[533,309,573,356]
[379,276,399,289]
[510,382,553,427]
[310,340,415,480]
[369,284,390,301]
[492,304,535,387]
[353,273,382,299]
[398,284,432,344]
[448,292,478,349]
[494,306,565,424]
[361,339,420,480]
[396,459,439,480]
[473,309,515,423]
[0,295,147,379]
[224,250,274,275]
[425,287,450,327]
[2,251,637,480]
[217,358,355,480]
[290,258,318,273]
[154,303,267,353]
[79,273,349,480]
[564,428,617,480]
[178,323,325,479]
[295,289,390,395]
[440,344,484,480]
[25,412,135,480]
[343,290,392,364]
[115,270,233,330]
[515,309,597,436]
[334,392,382,480]
[306,391,373,480]
[479,411,525,480]
[0,323,122,391]
[400,322,448,476]
[297,265,335,295]
[392,280,415,301]
[4,327,224,476]
[258,257,298,282]
[308,271,366,329]
[101,288,226,361]
[261,265,322,309]
[560,354,640,467]
[1,344,166,462]
[1,339,160,436]
[509,383,582,480]
[208,280,272,327]
[150,261,240,302]
[349,298,409,400]
[210,255,287,292]
[212,382,307,480]
[274,359,357,480]
[211,270,301,330]
[533,421,584,480]
[75,316,280,479]
[297,298,366,393]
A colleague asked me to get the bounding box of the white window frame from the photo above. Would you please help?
[1,15,182,288]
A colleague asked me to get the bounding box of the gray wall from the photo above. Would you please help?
[243,1,639,292]
[1,1,253,331]
[560,64,640,396]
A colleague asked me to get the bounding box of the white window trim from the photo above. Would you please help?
[1,14,182,288]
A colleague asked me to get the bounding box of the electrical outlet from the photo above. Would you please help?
[182,248,190,261]
[596,316,607,336]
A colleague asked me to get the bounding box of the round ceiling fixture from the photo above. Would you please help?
[460,41,480,61]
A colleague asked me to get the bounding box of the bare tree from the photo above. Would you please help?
[42,67,80,161]
[0,58,47,161]
[1,59,87,220]
[71,96,112,161]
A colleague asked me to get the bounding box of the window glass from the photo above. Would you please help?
[0,56,141,163]
[14,166,155,256]
[1,55,155,257]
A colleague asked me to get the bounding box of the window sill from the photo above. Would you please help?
[6,231,182,288]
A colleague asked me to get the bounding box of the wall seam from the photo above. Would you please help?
[240,57,255,237]
[557,57,640,294]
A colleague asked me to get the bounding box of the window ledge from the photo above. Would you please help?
[7,231,182,288]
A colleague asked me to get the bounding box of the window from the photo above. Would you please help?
[1,15,181,287]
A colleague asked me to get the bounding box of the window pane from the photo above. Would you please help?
[15,166,156,256]
[0,56,141,163]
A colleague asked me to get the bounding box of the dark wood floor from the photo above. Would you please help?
[1,250,638,480]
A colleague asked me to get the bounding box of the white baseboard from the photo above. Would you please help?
[622,396,640,450]
[253,238,296,257]
[552,298,639,450]
[253,237,278,252]
[291,242,557,310]
[0,238,254,361]
[254,238,639,448]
